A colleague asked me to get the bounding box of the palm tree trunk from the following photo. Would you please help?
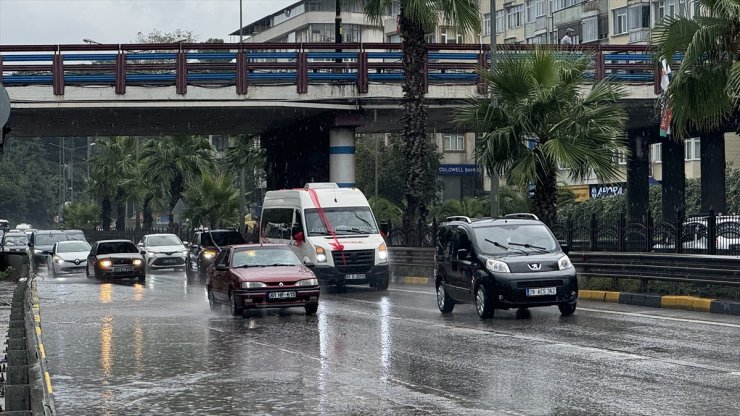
[399,9,430,243]
[143,195,153,231]
[101,197,112,230]
[115,189,126,231]
[169,174,183,231]
[532,160,558,226]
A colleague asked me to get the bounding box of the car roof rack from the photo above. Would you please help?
[503,213,540,221]
[446,216,473,223]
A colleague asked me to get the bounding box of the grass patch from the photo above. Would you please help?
[579,276,740,301]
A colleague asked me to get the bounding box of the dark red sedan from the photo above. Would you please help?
[206,244,320,316]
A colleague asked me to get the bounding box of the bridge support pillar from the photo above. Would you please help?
[627,130,649,223]
[700,131,726,213]
[661,137,685,222]
[329,127,356,188]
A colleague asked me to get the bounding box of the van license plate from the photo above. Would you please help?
[269,291,296,300]
[345,274,365,280]
[526,287,557,296]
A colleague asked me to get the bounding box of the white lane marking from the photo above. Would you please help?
[577,307,740,329]
[390,288,740,329]
[331,298,740,375]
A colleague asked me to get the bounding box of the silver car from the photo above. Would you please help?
[137,234,188,271]
[47,240,92,277]
[1,232,30,255]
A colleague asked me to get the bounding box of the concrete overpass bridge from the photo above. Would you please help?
[2,42,695,217]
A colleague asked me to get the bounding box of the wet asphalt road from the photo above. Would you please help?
[36,269,740,416]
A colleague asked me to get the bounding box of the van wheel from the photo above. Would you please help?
[436,282,455,313]
[375,275,389,291]
[475,285,494,319]
[558,301,577,316]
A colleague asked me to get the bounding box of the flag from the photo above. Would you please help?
[659,59,672,137]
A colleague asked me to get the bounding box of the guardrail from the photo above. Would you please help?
[0,42,673,96]
[388,247,740,287]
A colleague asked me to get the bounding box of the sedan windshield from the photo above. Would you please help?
[3,235,28,246]
[35,234,68,245]
[232,248,301,268]
[304,207,378,236]
[57,241,91,253]
[147,235,182,246]
[474,224,559,255]
[97,242,139,255]
[204,232,246,247]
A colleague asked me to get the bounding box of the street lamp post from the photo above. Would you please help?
[48,140,94,207]
[489,0,500,217]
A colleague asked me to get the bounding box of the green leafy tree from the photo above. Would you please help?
[89,137,137,230]
[135,29,197,44]
[355,134,441,208]
[369,196,404,226]
[436,197,486,219]
[183,171,240,228]
[224,135,266,228]
[362,0,480,237]
[140,136,214,229]
[62,202,100,229]
[457,48,627,226]
[652,0,740,137]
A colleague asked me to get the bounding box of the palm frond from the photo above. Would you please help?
[437,0,482,35]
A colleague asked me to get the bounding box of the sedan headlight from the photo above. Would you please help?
[296,278,319,287]
[53,256,64,264]
[486,258,510,273]
[133,259,143,266]
[316,247,327,263]
[378,243,388,261]
[203,250,217,259]
[241,281,267,289]
[99,259,112,268]
[558,255,574,270]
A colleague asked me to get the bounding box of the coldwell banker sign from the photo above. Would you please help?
[438,164,480,176]
[589,183,625,199]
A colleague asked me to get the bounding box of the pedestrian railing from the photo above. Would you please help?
[0,43,674,96]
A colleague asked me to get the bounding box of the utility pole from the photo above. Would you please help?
[489,0,500,217]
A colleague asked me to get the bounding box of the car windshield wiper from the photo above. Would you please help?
[509,242,549,252]
[484,239,528,255]
[270,263,297,267]
[336,228,369,235]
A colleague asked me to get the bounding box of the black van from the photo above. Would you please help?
[435,214,578,319]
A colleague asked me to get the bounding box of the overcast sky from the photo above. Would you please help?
[0,0,296,45]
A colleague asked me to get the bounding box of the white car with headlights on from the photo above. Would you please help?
[86,240,146,283]
[137,233,188,271]
[434,213,578,319]
[46,240,91,277]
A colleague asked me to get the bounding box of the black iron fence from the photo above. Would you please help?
[384,210,740,256]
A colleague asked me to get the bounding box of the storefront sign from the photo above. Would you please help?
[589,183,625,199]
[438,164,480,176]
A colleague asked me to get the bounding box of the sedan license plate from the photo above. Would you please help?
[112,266,133,273]
[269,291,297,300]
[526,287,557,297]
[163,259,177,264]
[345,274,366,280]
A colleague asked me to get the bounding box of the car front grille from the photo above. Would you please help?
[112,258,132,265]
[516,280,563,288]
[332,250,374,274]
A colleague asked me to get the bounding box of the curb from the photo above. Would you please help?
[578,290,740,316]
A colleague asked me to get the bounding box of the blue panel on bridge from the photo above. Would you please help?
[66,75,116,82]
[367,52,402,60]
[2,54,54,62]
[428,53,479,60]
[307,52,357,60]
[247,52,297,59]
[307,73,357,81]
[186,53,236,60]
[63,54,117,61]
[329,146,356,155]
[367,74,404,81]
[127,53,178,60]
[246,73,297,80]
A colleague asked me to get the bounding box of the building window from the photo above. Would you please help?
[443,133,465,151]
[507,5,524,29]
[628,5,650,30]
[496,10,505,33]
[581,17,598,42]
[650,143,662,163]
[484,13,491,35]
[425,33,436,43]
[554,0,578,11]
[685,138,701,161]
[613,8,628,35]
[526,1,535,23]
[387,34,401,43]
[440,27,463,44]
[343,24,362,42]
[613,149,628,165]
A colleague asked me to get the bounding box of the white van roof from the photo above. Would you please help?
[263,183,370,210]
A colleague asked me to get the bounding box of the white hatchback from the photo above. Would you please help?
[47,240,92,277]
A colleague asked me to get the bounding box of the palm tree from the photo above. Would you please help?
[457,48,627,226]
[182,170,240,228]
[362,0,480,238]
[89,137,136,230]
[140,136,214,230]
[437,197,486,219]
[224,135,266,231]
[652,0,740,137]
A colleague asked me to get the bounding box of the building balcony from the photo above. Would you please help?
[629,28,650,44]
